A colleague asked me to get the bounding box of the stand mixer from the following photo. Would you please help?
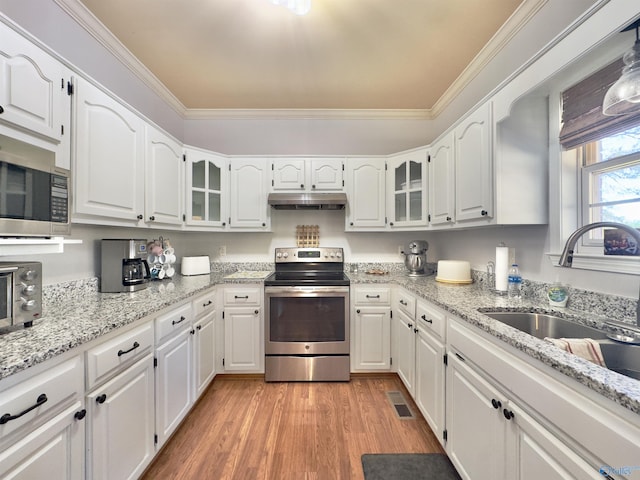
[401,240,432,276]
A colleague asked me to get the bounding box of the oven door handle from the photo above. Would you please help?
[265,286,349,295]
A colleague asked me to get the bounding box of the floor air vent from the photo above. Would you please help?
[386,391,415,419]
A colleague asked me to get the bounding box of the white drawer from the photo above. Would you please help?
[416,300,446,340]
[155,303,193,344]
[223,288,261,306]
[353,287,391,305]
[193,289,216,318]
[86,321,153,389]
[396,289,416,318]
[0,356,82,440]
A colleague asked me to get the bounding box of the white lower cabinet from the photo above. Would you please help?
[223,286,263,372]
[0,356,85,480]
[351,286,391,371]
[414,300,446,445]
[0,402,85,480]
[445,316,637,480]
[393,308,416,394]
[86,354,155,480]
[193,309,216,397]
[155,328,192,449]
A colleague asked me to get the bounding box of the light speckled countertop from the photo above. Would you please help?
[1,270,639,416]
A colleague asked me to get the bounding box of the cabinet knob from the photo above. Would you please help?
[149,216,155,221]
[190,329,195,335]
[222,222,226,226]
[312,184,316,189]
[356,309,361,314]
[389,222,394,226]
[262,223,266,227]
[491,398,502,409]
[137,214,143,220]
[414,328,419,333]
[254,310,259,315]
[74,409,87,421]
[96,394,107,404]
[407,322,413,329]
[197,325,202,331]
[503,408,514,420]
[300,184,304,189]
[350,222,354,226]
[446,216,452,222]
[481,210,488,216]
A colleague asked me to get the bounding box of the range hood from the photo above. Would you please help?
[267,192,347,210]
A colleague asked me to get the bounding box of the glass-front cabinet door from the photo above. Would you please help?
[386,149,428,227]
[185,147,227,227]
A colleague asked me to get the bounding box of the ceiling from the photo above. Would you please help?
[72,0,527,113]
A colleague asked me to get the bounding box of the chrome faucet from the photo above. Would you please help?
[558,222,640,326]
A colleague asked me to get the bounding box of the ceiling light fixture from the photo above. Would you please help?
[603,19,640,116]
[270,0,311,16]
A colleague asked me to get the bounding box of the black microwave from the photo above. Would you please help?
[0,135,70,237]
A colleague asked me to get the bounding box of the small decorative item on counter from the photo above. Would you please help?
[147,237,176,280]
[296,225,320,247]
[547,283,569,307]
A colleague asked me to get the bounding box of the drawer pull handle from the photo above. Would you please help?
[399,299,407,306]
[366,294,380,299]
[234,295,249,299]
[172,316,186,325]
[455,352,465,362]
[96,394,107,404]
[421,314,433,324]
[203,300,213,307]
[117,341,140,357]
[74,409,87,421]
[0,393,48,424]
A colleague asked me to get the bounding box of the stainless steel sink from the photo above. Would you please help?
[479,311,609,340]
[479,310,640,381]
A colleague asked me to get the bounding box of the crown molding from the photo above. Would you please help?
[431,0,548,117]
[184,108,432,120]
[54,0,541,121]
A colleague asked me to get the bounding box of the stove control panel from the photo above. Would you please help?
[274,247,343,263]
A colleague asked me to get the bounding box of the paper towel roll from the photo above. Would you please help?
[495,246,511,292]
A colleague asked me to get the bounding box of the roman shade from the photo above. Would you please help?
[560,58,640,149]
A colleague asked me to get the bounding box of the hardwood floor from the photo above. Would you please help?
[142,374,444,480]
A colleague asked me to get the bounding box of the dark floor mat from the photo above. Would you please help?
[362,453,461,480]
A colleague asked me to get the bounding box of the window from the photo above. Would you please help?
[579,126,640,250]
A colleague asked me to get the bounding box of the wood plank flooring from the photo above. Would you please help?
[142,374,444,480]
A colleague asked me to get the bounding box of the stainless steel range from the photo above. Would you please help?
[264,247,350,382]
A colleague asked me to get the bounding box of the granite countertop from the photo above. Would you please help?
[1,269,639,416]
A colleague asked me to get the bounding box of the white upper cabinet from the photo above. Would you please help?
[185,147,228,228]
[0,23,65,143]
[145,125,183,228]
[345,158,386,230]
[73,77,145,225]
[454,101,493,222]
[429,132,455,226]
[386,149,428,228]
[271,158,344,191]
[229,158,270,230]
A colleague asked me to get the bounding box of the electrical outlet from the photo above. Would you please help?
[398,245,404,256]
[219,245,227,256]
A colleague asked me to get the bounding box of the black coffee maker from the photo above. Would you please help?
[100,239,151,292]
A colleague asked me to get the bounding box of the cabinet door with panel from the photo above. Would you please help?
[155,328,192,448]
[271,158,306,190]
[393,308,416,395]
[145,125,183,228]
[229,158,270,230]
[414,300,446,445]
[429,132,455,226]
[86,354,155,480]
[223,286,263,372]
[73,77,145,225]
[185,147,227,228]
[193,309,216,398]
[386,150,428,228]
[454,101,493,222]
[310,158,344,190]
[0,402,85,480]
[0,22,65,143]
[345,158,386,230]
[351,286,391,371]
